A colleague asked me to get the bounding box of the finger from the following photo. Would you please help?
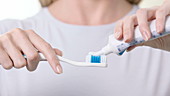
[12,30,40,71]
[54,48,63,56]
[156,7,169,33]
[0,46,13,70]
[136,8,152,41]
[26,30,62,74]
[123,15,137,42]
[54,48,63,73]
[126,41,145,52]
[25,48,40,72]
[1,34,26,69]
[114,20,123,40]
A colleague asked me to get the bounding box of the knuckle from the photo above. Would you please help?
[15,30,23,35]
[11,28,23,33]
[0,34,11,43]
[10,28,25,37]
[156,9,165,14]
[2,63,13,70]
[26,29,35,34]
[151,6,159,9]
[123,16,130,22]
[27,52,39,61]
[10,29,27,40]
[129,15,136,20]
[136,8,147,14]
[125,37,133,42]
[14,59,26,68]
[123,16,130,20]
[11,29,25,38]
[43,43,52,50]
[116,20,123,26]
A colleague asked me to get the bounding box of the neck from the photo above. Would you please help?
[48,0,133,25]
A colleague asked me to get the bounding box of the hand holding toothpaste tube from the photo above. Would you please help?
[114,0,170,52]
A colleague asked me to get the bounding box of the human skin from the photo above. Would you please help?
[48,0,132,25]
[1,0,169,73]
[114,0,170,52]
[0,29,63,74]
[0,0,132,73]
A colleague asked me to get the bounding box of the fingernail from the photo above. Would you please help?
[156,25,162,33]
[157,28,161,33]
[124,38,128,43]
[56,65,63,74]
[143,32,149,41]
[114,32,119,39]
[124,37,132,43]
[146,32,151,39]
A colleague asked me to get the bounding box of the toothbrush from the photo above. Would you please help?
[89,16,170,56]
[24,53,107,67]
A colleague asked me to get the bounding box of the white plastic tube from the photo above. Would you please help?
[92,16,170,56]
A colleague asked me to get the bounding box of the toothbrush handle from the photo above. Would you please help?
[38,53,79,65]
[24,53,107,67]
[38,53,107,67]
[38,52,62,61]
[38,53,83,65]
[23,52,62,61]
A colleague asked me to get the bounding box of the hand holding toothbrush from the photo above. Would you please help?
[114,0,170,52]
[0,28,63,74]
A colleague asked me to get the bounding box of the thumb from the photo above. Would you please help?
[54,48,63,56]
[126,45,137,52]
[126,42,145,52]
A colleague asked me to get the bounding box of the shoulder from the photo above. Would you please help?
[0,19,21,34]
[0,8,47,34]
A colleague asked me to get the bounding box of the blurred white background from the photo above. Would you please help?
[0,0,164,20]
[139,0,163,8]
[0,0,41,20]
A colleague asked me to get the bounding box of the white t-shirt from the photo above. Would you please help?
[0,6,170,96]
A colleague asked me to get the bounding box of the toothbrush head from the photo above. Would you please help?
[86,55,107,64]
[91,56,101,63]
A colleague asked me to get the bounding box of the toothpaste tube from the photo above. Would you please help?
[91,16,170,56]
